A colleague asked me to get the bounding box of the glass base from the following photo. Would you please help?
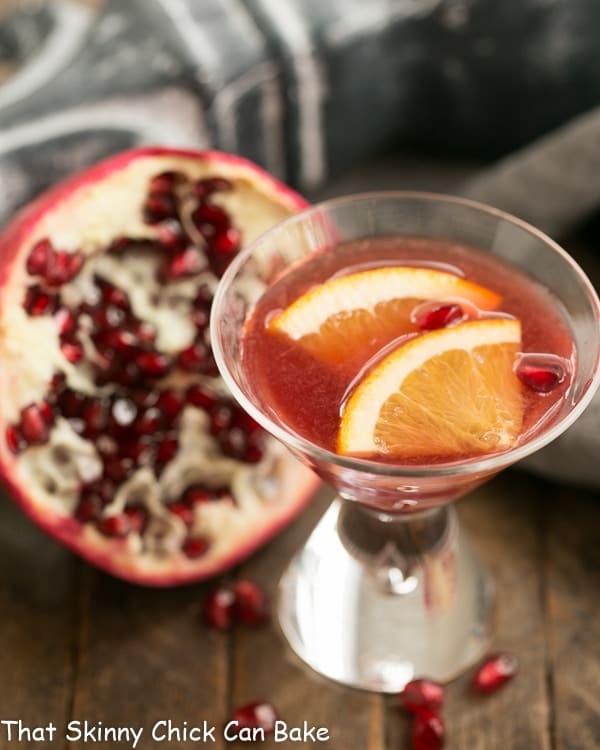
[278,498,494,693]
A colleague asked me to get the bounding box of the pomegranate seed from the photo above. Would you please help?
[144,193,177,223]
[233,580,269,625]
[59,390,86,417]
[53,308,76,334]
[82,400,108,436]
[219,428,248,459]
[213,227,241,256]
[192,176,232,198]
[83,478,115,504]
[111,397,137,428]
[20,404,51,445]
[136,352,171,379]
[473,653,518,694]
[167,501,194,526]
[193,203,229,227]
[182,537,210,559]
[156,436,178,465]
[75,496,101,523]
[203,587,235,630]
[49,372,66,396]
[243,440,264,464]
[24,285,58,316]
[5,425,23,454]
[234,410,263,435]
[131,320,157,346]
[178,341,208,371]
[157,390,184,418]
[210,403,234,434]
[162,246,207,280]
[191,308,209,331]
[38,400,54,425]
[230,702,277,734]
[417,303,464,331]
[149,171,180,193]
[401,679,444,714]
[122,440,154,465]
[97,329,138,355]
[103,456,134,483]
[516,362,565,393]
[135,407,163,435]
[186,384,218,410]
[131,388,159,409]
[155,219,186,250]
[92,305,126,330]
[412,709,445,750]
[98,281,130,310]
[61,340,84,363]
[97,513,131,538]
[26,239,53,275]
[195,285,213,307]
[45,251,83,286]
[184,487,213,505]
[107,361,141,387]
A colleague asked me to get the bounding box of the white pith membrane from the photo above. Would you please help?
[0,155,312,581]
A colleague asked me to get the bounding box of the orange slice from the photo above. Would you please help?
[269,267,502,366]
[338,318,523,458]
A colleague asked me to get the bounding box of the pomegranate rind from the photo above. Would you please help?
[0,147,318,586]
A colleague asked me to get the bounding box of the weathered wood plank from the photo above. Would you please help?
[545,485,600,750]
[231,486,385,750]
[0,494,77,749]
[385,470,551,750]
[69,568,229,749]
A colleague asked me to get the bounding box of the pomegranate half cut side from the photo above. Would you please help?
[0,147,319,586]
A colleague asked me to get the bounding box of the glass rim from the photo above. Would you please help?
[211,190,600,479]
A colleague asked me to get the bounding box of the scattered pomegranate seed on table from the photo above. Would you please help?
[203,579,269,630]
[234,580,270,625]
[411,709,445,750]
[401,678,445,714]
[204,587,236,631]
[473,653,519,693]
[230,702,278,734]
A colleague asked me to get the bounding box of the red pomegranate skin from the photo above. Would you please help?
[0,147,319,586]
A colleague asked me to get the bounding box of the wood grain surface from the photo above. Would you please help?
[0,470,598,749]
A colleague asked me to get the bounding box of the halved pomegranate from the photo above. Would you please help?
[0,147,319,585]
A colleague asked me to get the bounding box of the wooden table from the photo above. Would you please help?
[0,469,598,749]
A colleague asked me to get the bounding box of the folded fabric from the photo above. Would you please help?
[0,0,598,487]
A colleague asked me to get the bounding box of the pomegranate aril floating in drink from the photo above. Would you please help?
[416,303,464,331]
[230,702,278,734]
[516,354,566,393]
[473,653,518,693]
[412,709,445,750]
[203,586,236,630]
[401,679,445,714]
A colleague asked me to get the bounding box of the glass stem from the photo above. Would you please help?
[337,501,454,594]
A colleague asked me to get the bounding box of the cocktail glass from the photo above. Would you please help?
[210,193,600,693]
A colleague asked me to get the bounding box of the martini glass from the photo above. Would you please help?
[210,193,600,693]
